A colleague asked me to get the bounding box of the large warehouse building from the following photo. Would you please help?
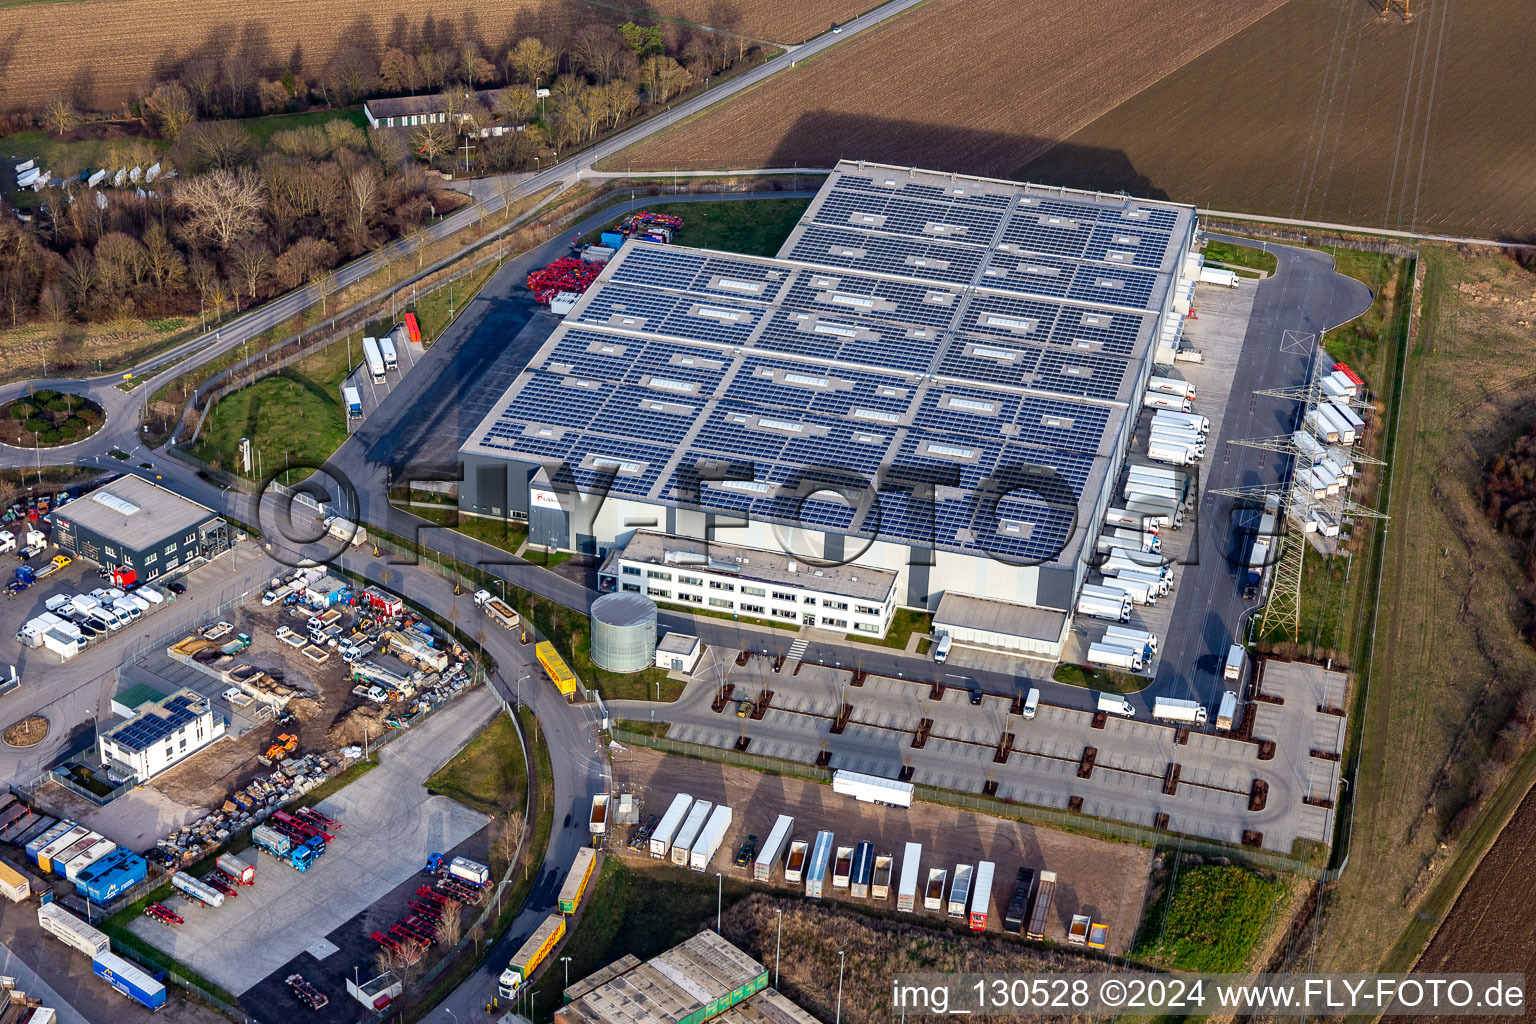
[459,161,1200,657]
[50,476,230,583]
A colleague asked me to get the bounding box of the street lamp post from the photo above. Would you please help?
[715,871,722,932]
[774,909,782,987]
[562,956,572,990]
[835,951,845,1024]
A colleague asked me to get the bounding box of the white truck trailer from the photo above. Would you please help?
[1104,625,1157,659]
[1152,409,1210,433]
[754,815,794,882]
[172,871,226,907]
[1224,644,1247,682]
[1104,507,1159,532]
[1142,392,1194,414]
[947,864,973,919]
[1152,697,1208,726]
[649,794,692,859]
[1147,440,1199,466]
[1198,266,1241,288]
[968,860,995,931]
[896,842,921,912]
[689,804,732,871]
[1146,375,1197,400]
[1096,692,1136,717]
[831,769,913,809]
[669,801,712,867]
[1076,588,1131,623]
[805,830,834,899]
[38,903,110,958]
[1087,642,1144,672]
[1125,495,1184,528]
[361,337,386,383]
[377,332,399,371]
[1217,691,1240,731]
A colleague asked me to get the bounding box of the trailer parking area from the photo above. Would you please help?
[611,747,1152,954]
[127,684,497,996]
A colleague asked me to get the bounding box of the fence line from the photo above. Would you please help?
[609,728,1338,881]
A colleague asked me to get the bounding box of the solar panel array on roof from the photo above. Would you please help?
[462,161,1195,567]
[105,692,205,753]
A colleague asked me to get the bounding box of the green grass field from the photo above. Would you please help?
[1133,864,1287,972]
[238,107,368,142]
[407,262,499,346]
[580,197,811,257]
[1053,662,1146,694]
[426,713,528,819]
[0,129,170,180]
[1203,239,1279,275]
[186,338,354,480]
[843,607,932,650]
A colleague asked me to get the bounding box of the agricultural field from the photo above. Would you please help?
[1302,248,1536,974]
[1132,863,1288,973]
[607,0,1289,179]
[0,0,853,109]
[1022,0,1536,238]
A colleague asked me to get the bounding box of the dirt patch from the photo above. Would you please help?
[1389,781,1536,1021]
[612,747,1152,952]
[610,0,1286,178]
[1023,0,1536,237]
[2,716,48,747]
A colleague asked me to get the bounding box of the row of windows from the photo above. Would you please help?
[617,561,890,618]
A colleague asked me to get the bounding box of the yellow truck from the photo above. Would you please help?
[558,847,596,914]
[536,642,578,700]
[497,913,565,999]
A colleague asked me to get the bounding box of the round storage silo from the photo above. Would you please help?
[589,592,658,673]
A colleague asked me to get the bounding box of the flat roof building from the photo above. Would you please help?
[98,688,225,782]
[50,477,229,582]
[459,161,1199,654]
[555,930,821,1024]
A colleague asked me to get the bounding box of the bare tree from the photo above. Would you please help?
[63,246,94,312]
[347,165,380,246]
[178,120,253,171]
[494,87,535,126]
[43,96,78,137]
[492,810,527,872]
[145,82,196,140]
[435,902,463,948]
[174,168,264,249]
[379,48,412,93]
[231,239,270,301]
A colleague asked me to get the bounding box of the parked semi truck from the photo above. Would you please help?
[649,794,692,859]
[690,805,732,871]
[0,860,31,901]
[832,845,854,889]
[947,864,973,919]
[805,831,834,899]
[172,871,225,908]
[670,801,713,867]
[850,842,874,898]
[497,913,565,999]
[1104,625,1157,659]
[969,861,995,931]
[1147,375,1196,400]
[923,868,947,911]
[589,794,610,837]
[1003,868,1035,934]
[449,857,491,887]
[1152,697,1208,726]
[344,386,363,419]
[871,852,894,901]
[377,333,399,371]
[559,848,596,913]
[94,951,167,1010]
[897,842,921,912]
[217,853,255,885]
[754,815,794,882]
[1076,588,1131,624]
[38,903,109,958]
[472,590,521,630]
[1142,392,1194,413]
[831,769,914,808]
[784,839,809,884]
[252,824,316,871]
[1025,871,1057,940]
[1153,409,1209,433]
[1224,644,1247,682]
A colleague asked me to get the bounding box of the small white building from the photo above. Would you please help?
[98,689,225,782]
[599,531,898,637]
[932,592,1069,660]
[655,633,702,674]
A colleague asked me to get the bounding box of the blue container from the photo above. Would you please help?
[94,952,167,1010]
[600,232,624,250]
[75,850,147,905]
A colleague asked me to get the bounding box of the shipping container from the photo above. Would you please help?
[896,842,922,912]
[0,860,31,901]
[689,804,732,871]
[754,815,794,882]
[38,902,109,958]
[449,857,491,887]
[535,641,578,700]
[670,801,712,867]
[649,794,692,859]
[37,826,90,873]
[64,841,116,882]
[1026,871,1057,940]
[805,831,834,899]
[559,848,596,913]
[947,864,973,919]
[94,952,167,1009]
[968,861,995,931]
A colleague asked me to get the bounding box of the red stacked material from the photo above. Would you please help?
[526,257,603,304]
[621,210,684,233]
[1334,362,1364,387]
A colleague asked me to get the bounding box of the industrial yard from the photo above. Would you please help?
[610,746,1151,952]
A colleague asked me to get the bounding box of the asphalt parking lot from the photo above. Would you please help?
[613,746,1153,953]
[128,684,497,997]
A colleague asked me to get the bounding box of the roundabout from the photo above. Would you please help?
[0,390,105,448]
[3,715,48,748]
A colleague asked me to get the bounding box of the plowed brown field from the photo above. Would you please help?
[0,0,854,109]
[1022,0,1536,238]
[608,0,1289,180]
[1389,782,1536,1022]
